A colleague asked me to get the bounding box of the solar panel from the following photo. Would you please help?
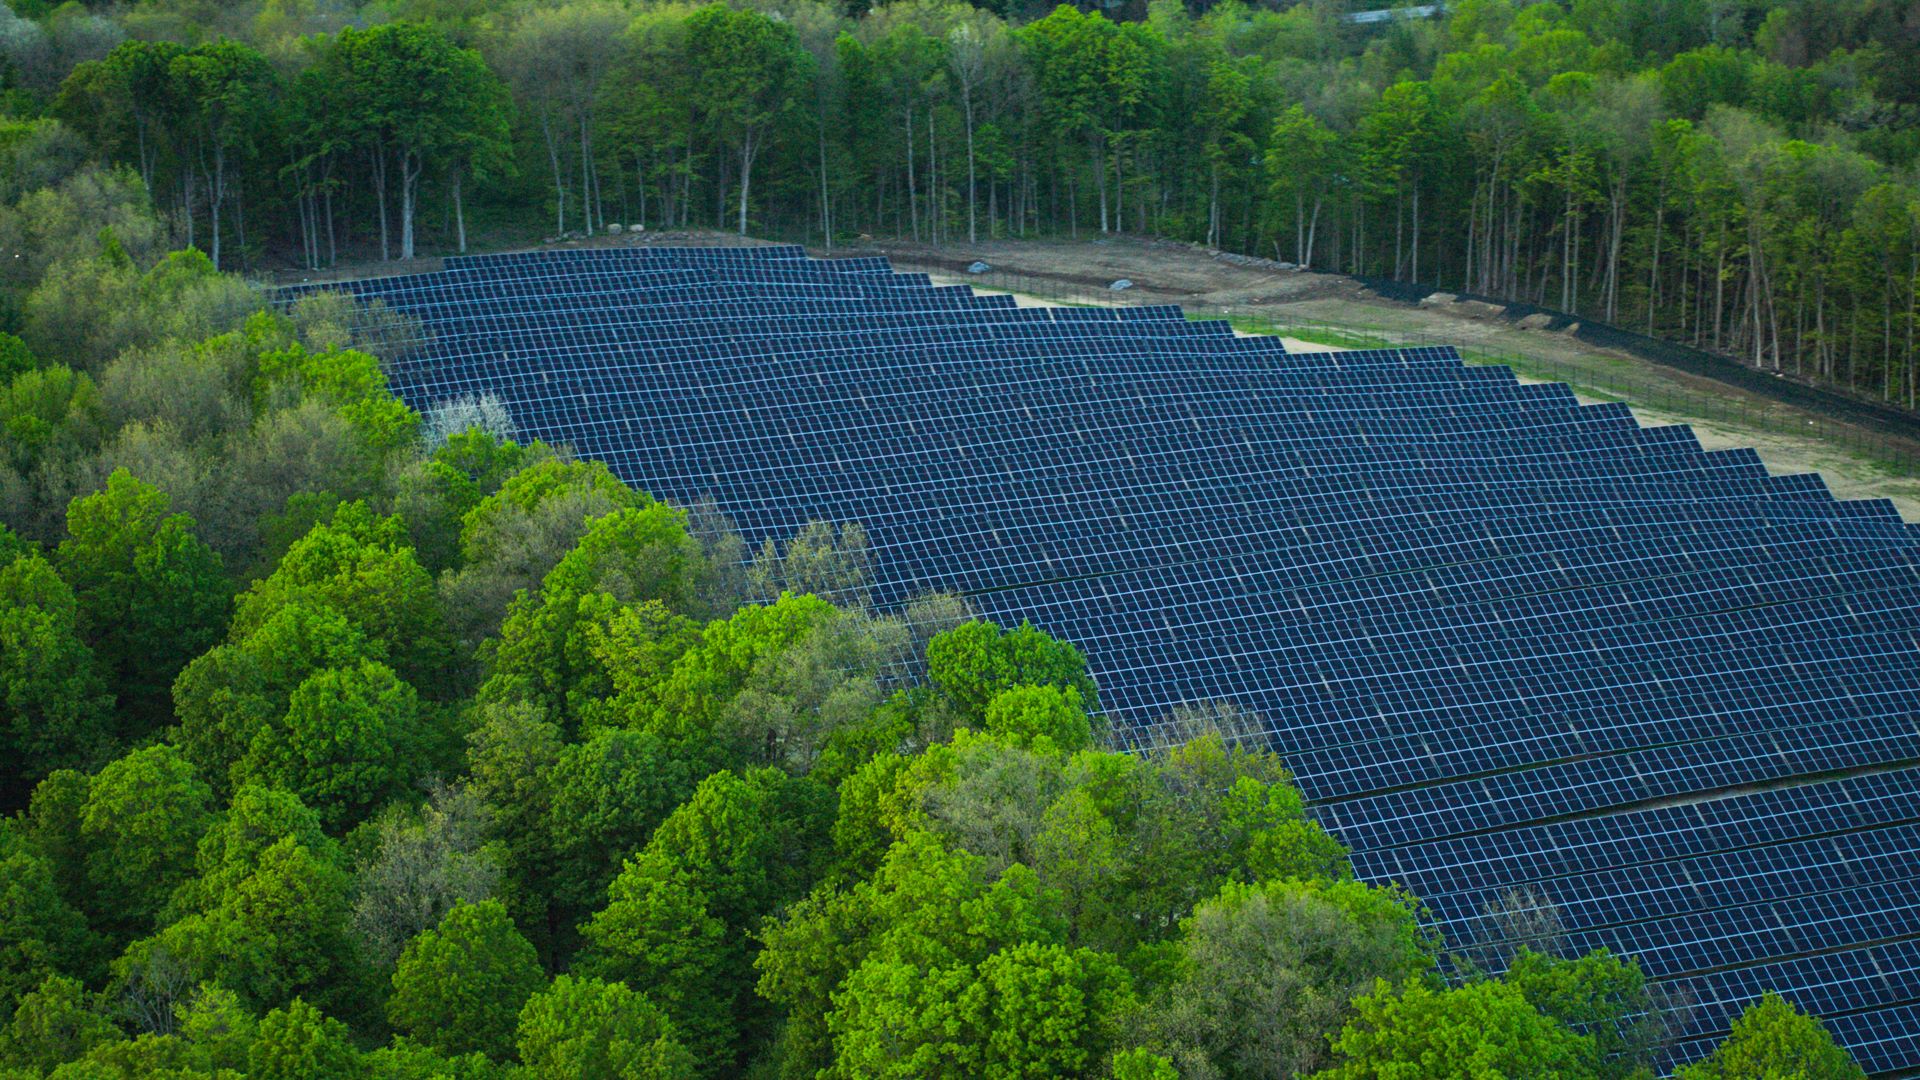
[283,247,1920,1075]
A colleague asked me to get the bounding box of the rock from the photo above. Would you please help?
[1517,313,1555,330]
[1109,279,1133,291]
[1420,292,1459,307]
[1564,322,1581,335]
[607,223,623,235]
[1455,300,1506,319]
[968,261,991,274]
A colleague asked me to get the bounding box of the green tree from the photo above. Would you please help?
[515,975,695,1080]
[172,601,380,796]
[235,660,422,831]
[167,783,336,921]
[440,456,640,649]
[248,999,360,1080]
[229,501,450,694]
[1139,877,1436,1078]
[80,745,213,937]
[545,728,705,954]
[0,974,119,1073]
[0,548,113,807]
[0,828,98,1015]
[583,768,831,1073]
[388,900,544,1061]
[480,502,708,732]
[55,469,228,737]
[1507,947,1668,1077]
[924,619,1097,723]
[0,334,37,384]
[137,835,355,1016]
[308,24,511,260]
[1267,105,1342,267]
[1675,992,1866,1080]
[348,784,500,970]
[167,41,277,270]
[980,685,1094,753]
[1311,978,1596,1080]
[685,3,811,235]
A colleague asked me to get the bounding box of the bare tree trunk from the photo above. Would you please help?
[580,113,594,234]
[1095,132,1109,234]
[400,148,422,261]
[371,145,390,261]
[928,105,939,246]
[818,126,832,249]
[963,87,977,245]
[1410,180,1421,284]
[542,115,566,237]
[738,136,755,236]
[453,171,467,253]
[1306,196,1322,270]
[1207,162,1220,249]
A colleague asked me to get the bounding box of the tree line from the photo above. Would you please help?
[0,152,1879,1075]
[10,0,1920,407]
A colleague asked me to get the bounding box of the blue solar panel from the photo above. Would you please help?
[283,246,1920,1075]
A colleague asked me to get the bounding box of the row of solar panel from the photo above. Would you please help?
[309,250,1920,1073]
[445,243,814,266]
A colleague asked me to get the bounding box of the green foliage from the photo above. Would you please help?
[255,345,418,456]
[925,619,1097,723]
[80,745,213,937]
[1137,877,1436,1078]
[584,768,831,1073]
[348,784,499,971]
[230,502,451,696]
[24,242,261,374]
[480,502,707,732]
[981,684,1093,753]
[172,601,379,796]
[0,547,113,806]
[1507,947,1666,1077]
[1111,1047,1179,1080]
[1311,978,1597,1080]
[442,456,642,651]
[236,660,423,831]
[0,335,37,384]
[545,727,706,953]
[388,900,543,1061]
[135,834,354,1016]
[249,999,360,1080]
[514,975,695,1080]
[1674,992,1867,1080]
[0,827,98,1016]
[55,469,227,736]
[167,784,336,920]
[0,975,118,1073]
[389,430,545,574]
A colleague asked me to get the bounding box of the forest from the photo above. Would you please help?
[8,0,1920,407]
[0,126,1880,1080]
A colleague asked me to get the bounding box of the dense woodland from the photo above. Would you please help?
[5,0,1920,405]
[0,126,1882,1079]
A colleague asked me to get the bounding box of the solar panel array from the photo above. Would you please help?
[283,245,1920,1074]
